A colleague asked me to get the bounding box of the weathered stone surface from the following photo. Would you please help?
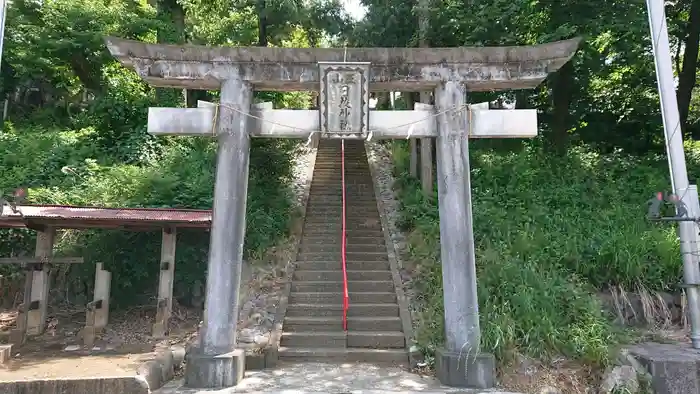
[184,349,245,389]
[154,361,520,393]
[0,376,150,394]
[0,344,12,364]
[435,348,495,389]
[599,365,639,393]
[628,342,700,394]
[104,36,581,92]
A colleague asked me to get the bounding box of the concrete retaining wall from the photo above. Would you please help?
[0,346,186,394]
[0,376,150,394]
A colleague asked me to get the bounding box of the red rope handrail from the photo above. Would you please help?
[341,139,349,331]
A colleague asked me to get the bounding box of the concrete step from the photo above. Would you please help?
[289,291,397,304]
[348,331,405,348]
[307,196,377,201]
[298,244,386,255]
[304,205,378,211]
[299,232,385,240]
[286,303,399,317]
[302,219,381,224]
[280,331,345,348]
[306,196,377,201]
[312,190,376,196]
[305,199,374,204]
[279,331,405,349]
[304,209,379,216]
[302,221,381,227]
[277,347,407,364]
[284,316,403,332]
[293,270,392,282]
[311,178,371,182]
[295,260,390,271]
[303,211,379,217]
[311,174,371,178]
[310,180,373,184]
[292,280,394,293]
[302,236,385,245]
[302,222,383,229]
[313,166,369,170]
[296,252,388,262]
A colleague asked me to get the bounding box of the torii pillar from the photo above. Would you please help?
[106,37,580,389]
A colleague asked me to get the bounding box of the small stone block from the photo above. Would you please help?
[264,347,278,369]
[435,347,495,389]
[245,352,265,371]
[83,326,96,347]
[184,349,245,389]
[152,322,166,338]
[628,342,700,394]
[0,344,13,364]
[9,329,23,346]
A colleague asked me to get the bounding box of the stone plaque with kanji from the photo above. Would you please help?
[319,62,370,139]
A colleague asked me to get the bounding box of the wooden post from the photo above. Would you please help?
[84,262,111,347]
[153,227,177,338]
[2,254,82,345]
[10,273,31,345]
[26,228,55,336]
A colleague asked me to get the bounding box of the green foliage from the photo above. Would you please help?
[390,140,695,365]
[355,0,700,151]
[0,123,296,306]
[0,0,326,306]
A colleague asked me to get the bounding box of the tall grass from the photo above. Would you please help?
[391,139,692,365]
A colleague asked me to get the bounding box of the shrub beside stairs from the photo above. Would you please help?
[278,139,408,364]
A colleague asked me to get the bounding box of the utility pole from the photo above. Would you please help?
[645,0,700,348]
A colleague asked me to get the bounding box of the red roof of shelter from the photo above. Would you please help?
[0,205,211,230]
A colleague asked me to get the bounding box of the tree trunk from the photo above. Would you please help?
[549,60,574,153]
[679,0,700,138]
[156,0,186,105]
[257,0,268,47]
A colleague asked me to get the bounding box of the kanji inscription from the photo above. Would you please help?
[319,62,370,139]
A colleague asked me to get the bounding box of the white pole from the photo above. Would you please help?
[645,0,700,348]
[0,0,7,66]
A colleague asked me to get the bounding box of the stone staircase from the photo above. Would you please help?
[278,139,408,364]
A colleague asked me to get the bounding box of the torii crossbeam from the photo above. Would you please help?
[105,36,580,389]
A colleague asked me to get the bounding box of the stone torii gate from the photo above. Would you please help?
[105,36,580,389]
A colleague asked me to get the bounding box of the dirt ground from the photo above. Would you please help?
[0,302,201,380]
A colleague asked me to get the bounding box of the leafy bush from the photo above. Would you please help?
[391,139,692,365]
[0,123,297,306]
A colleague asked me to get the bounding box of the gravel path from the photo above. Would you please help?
[156,362,521,393]
[365,141,420,332]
